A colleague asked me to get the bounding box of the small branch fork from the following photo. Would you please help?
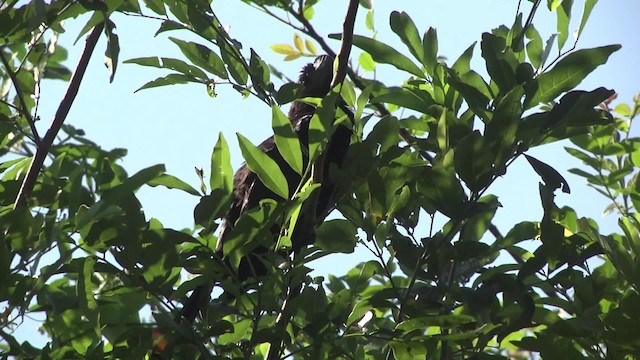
[13,24,104,208]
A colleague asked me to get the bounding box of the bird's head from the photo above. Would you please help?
[298,55,335,98]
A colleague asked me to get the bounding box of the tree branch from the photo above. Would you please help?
[330,0,358,88]
[13,24,104,208]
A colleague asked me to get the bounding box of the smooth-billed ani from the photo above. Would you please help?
[180,55,353,322]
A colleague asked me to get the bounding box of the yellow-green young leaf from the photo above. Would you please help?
[271,44,296,55]
[272,104,303,175]
[305,39,317,55]
[237,133,289,199]
[614,103,631,117]
[358,52,375,71]
[210,133,233,194]
[365,9,375,31]
[339,80,357,108]
[293,33,304,52]
[284,53,301,61]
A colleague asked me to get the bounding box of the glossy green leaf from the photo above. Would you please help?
[577,0,598,39]
[124,56,207,79]
[237,133,289,199]
[389,11,423,64]
[142,0,166,15]
[452,42,476,74]
[331,33,424,78]
[524,45,620,109]
[315,219,358,253]
[168,37,227,79]
[372,87,434,113]
[481,33,518,94]
[423,27,438,76]
[147,174,200,196]
[210,133,233,194]
[272,104,303,175]
[525,25,543,70]
[218,35,248,85]
[132,73,200,92]
[525,154,570,193]
[556,0,573,51]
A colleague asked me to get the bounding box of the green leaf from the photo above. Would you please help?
[525,25,543,70]
[104,164,166,201]
[308,90,339,161]
[418,161,466,219]
[168,37,227,79]
[104,20,119,83]
[124,56,207,79]
[577,0,598,39]
[524,154,570,193]
[142,0,166,15]
[423,27,438,76]
[331,34,424,78]
[237,133,289,199]
[485,85,524,166]
[524,45,620,109]
[78,257,97,314]
[315,219,358,253]
[556,0,573,51]
[454,131,492,192]
[210,133,233,194]
[249,49,270,88]
[147,174,200,196]
[452,42,476,74]
[218,35,248,85]
[372,87,434,113]
[270,44,296,55]
[481,33,518,94]
[132,73,200,92]
[358,52,376,71]
[389,11,423,64]
[272,104,303,175]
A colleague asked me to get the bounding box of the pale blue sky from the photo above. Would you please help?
[15,0,640,345]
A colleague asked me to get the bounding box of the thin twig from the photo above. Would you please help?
[0,51,41,144]
[13,24,104,208]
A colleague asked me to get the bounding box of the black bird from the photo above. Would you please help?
[180,55,353,322]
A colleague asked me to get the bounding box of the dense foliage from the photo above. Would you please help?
[1,0,639,359]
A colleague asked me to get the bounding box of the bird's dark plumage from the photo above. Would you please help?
[180,55,352,322]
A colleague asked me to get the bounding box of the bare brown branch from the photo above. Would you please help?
[13,24,104,208]
[330,0,359,88]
